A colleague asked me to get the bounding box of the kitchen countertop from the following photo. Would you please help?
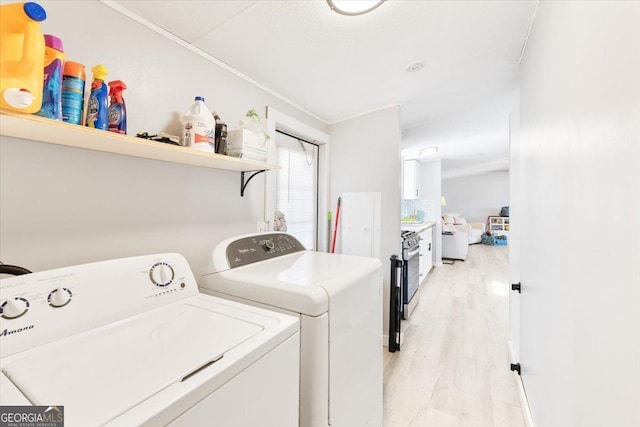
[401,221,436,233]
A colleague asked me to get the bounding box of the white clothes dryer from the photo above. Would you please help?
[200,232,383,427]
[0,253,299,427]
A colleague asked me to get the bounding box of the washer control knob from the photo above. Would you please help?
[1,297,30,319]
[48,287,72,308]
[150,262,174,287]
[263,239,275,251]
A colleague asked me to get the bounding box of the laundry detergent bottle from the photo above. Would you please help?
[36,34,65,120]
[85,64,109,130]
[181,96,215,152]
[107,80,127,134]
[0,2,47,113]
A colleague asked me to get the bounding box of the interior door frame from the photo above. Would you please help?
[265,107,330,251]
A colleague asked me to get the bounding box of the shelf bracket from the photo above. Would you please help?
[240,170,266,197]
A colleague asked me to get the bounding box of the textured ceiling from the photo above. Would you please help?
[113,0,537,174]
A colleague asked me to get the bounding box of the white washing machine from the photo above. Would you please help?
[200,232,383,427]
[0,253,299,427]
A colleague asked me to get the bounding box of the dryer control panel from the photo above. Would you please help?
[226,233,306,269]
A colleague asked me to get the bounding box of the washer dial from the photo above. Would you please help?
[1,297,30,319]
[48,287,73,307]
[149,262,175,287]
[263,239,275,251]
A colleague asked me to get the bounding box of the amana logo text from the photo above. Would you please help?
[0,325,34,337]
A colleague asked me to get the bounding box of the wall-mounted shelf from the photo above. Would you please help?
[0,110,278,173]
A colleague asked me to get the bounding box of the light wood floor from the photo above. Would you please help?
[383,244,525,427]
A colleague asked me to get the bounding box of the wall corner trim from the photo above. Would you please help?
[329,103,401,126]
[99,0,329,125]
[518,0,541,64]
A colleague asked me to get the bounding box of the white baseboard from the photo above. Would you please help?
[509,340,535,427]
[435,261,443,267]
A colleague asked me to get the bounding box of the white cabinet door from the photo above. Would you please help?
[423,229,433,275]
[339,192,381,258]
[418,233,426,280]
[402,160,421,199]
[418,228,433,283]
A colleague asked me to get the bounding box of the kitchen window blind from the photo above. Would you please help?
[275,131,318,250]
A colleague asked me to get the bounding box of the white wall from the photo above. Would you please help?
[516,2,640,426]
[419,160,441,202]
[441,170,509,223]
[329,107,402,339]
[0,1,326,275]
[419,160,442,264]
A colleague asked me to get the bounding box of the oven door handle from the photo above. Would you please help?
[406,248,420,258]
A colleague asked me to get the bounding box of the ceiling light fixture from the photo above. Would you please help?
[419,146,439,156]
[326,0,386,16]
[406,61,425,72]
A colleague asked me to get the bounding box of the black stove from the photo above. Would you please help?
[401,230,420,250]
[400,230,421,320]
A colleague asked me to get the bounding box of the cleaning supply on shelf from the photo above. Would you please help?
[107,80,127,134]
[181,96,215,152]
[0,1,47,113]
[213,112,228,155]
[85,64,109,130]
[36,34,65,120]
[61,61,86,125]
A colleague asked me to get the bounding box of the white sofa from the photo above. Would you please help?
[441,223,469,261]
[442,214,485,244]
[467,222,485,244]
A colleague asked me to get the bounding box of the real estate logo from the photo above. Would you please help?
[0,405,64,427]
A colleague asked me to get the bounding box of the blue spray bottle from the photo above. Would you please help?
[107,80,127,134]
[85,64,108,130]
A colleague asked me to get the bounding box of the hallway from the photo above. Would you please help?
[383,244,524,427]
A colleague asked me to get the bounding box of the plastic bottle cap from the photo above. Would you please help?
[195,96,204,102]
[63,61,86,80]
[108,80,127,90]
[43,34,64,52]
[23,2,47,22]
[91,64,109,81]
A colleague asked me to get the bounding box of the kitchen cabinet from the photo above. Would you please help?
[418,227,433,283]
[402,159,421,199]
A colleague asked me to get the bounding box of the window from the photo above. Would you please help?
[275,131,318,250]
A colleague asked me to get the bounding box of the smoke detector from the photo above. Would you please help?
[406,61,425,72]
